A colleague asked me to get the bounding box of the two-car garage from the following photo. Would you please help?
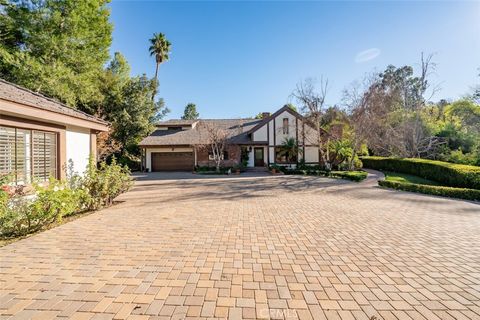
[151,152,194,171]
[145,147,195,172]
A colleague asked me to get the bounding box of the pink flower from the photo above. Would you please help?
[1,185,14,197]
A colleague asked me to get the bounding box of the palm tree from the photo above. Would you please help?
[149,33,171,101]
[279,137,301,167]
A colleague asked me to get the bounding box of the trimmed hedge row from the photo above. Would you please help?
[378,180,480,201]
[283,169,368,182]
[361,156,480,190]
[330,171,368,182]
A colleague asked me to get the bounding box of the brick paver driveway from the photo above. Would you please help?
[1,172,480,320]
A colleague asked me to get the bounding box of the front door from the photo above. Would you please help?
[254,148,264,167]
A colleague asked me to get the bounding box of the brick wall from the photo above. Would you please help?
[197,145,241,167]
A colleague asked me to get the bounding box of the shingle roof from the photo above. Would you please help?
[0,78,108,125]
[156,119,198,126]
[139,118,263,146]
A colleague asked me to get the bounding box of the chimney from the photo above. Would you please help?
[261,112,271,119]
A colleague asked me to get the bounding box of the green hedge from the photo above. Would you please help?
[361,156,480,190]
[195,166,232,174]
[378,180,480,201]
[330,171,368,182]
[283,169,368,182]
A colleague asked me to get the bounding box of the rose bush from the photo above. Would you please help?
[0,159,132,238]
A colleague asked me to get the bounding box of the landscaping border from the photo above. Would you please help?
[362,156,480,189]
[282,169,368,182]
[378,180,480,201]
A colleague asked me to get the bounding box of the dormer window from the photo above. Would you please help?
[282,118,289,134]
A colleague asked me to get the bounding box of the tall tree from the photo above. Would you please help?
[292,77,333,169]
[472,68,480,104]
[0,0,112,110]
[200,122,230,173]
[148,32,171,101]
[101,52,169,157]
[181,103,199,120]
[344,53,444,158]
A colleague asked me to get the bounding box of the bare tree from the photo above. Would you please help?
[345,53,446,159]
[407,52,444,157]
[198,121,242,173]
[342,74,378,169]
[292,77,333,169]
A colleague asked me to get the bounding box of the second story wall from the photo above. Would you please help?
[273,110,298,145]
[252,124,268,141]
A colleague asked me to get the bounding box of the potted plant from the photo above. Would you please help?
[270,164,280,174]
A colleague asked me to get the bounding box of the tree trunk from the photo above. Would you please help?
[152,62,159,102]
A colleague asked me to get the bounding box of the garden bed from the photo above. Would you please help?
[195,166,235,175]
[379,180,480,201]
[361,156,480,189]
[0,208,95,247]
[362,157,480,201]
[279,168,368,182]
[1,159,132,240]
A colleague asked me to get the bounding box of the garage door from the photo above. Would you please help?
[151,152,194,171]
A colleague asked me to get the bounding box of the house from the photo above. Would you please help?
[0,79,109,183]
[139,105,321,171]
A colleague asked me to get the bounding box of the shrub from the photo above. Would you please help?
[282,169,368,182]
[330,171,368,182]
[361,156,480,189]
[195,166,232,174]
[0,179,81,238]
[82,157,133,210]
[0,197,32,237]
[269,164,282,172]
[31,179,82,219]
[378,180,480,201]
[0,159,132,238]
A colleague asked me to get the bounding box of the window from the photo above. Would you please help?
[282,118,289,134]
[0,126,57,184]
[275,147,297,164]
[33,131,57,181]
[167,126,182,131]
[208,151,228,161]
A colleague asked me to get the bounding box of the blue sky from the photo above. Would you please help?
[109,1,480,119]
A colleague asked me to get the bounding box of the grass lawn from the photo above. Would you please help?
[383,171,441,186]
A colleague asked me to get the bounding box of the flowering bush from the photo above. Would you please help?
[30,179,83,220]
[0,179,81,237]
[0,158,132,238]
[81,157,133,210]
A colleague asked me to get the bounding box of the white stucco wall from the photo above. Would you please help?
[273,111,298,145]
[66,126,91,174]
[268,121,274,145]
[145,147,194,170]
[268,146,275,164]
[252,124,268,142]
[304,146,319,163]
[247,148,254,167]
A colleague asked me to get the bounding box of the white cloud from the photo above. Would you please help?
[355,48,381,63]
